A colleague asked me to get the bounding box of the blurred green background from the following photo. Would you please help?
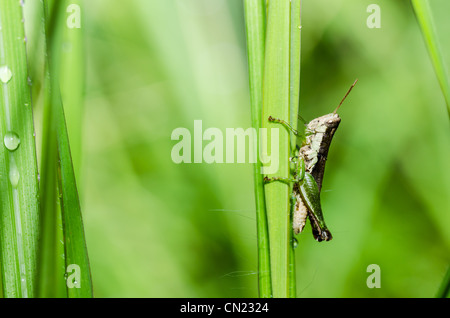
[62,0,450,297]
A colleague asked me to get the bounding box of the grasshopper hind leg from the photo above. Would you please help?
[309,216,333,242]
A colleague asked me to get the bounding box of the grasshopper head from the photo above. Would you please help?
[323,113,341,128]
[320,113,341,128]
[307,113,341,132]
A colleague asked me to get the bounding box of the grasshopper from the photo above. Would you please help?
[264,80,358,242]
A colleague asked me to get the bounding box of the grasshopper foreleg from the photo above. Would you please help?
[268,116,300,136]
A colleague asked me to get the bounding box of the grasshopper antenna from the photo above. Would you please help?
[333,79,358,114]
[297,114,306,124]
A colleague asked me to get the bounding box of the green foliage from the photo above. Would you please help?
[0,0,91,298]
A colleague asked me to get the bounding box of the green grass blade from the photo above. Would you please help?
[56,100,92,298]
[288,0,301,298]
[60,0,84,181]
[244,0,272,298]
[42,0,92,298]
[32,0,67,297]
[436,266,450,298]
[37,79,66,297]
[0,0,40,298]
[411,0,450,117]
[262,0,291,298]
[289,0,301,152]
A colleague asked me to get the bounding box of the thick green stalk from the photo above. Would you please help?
[244,0,272,298]
[262,0,291,298]
[411,0,450,117]
[0,0,40,298]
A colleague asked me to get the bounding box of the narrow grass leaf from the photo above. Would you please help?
[60,0,84,181]
[411,0,450,117]
[244,0,272,298]
[35,4,67,298]
[43,0,92,297]
[436,266,450,298]
[0,0,40,298]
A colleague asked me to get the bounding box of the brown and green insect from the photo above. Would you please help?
[265,79,358,241]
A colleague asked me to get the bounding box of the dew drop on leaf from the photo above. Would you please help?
[9,166,20,188]
[4,131,20,151]
[0,65,12,83]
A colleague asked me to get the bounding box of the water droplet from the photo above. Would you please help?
[4,131,20,151]
[0,66,12,83]
[9,167,20,188]
[293,237,298,249]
